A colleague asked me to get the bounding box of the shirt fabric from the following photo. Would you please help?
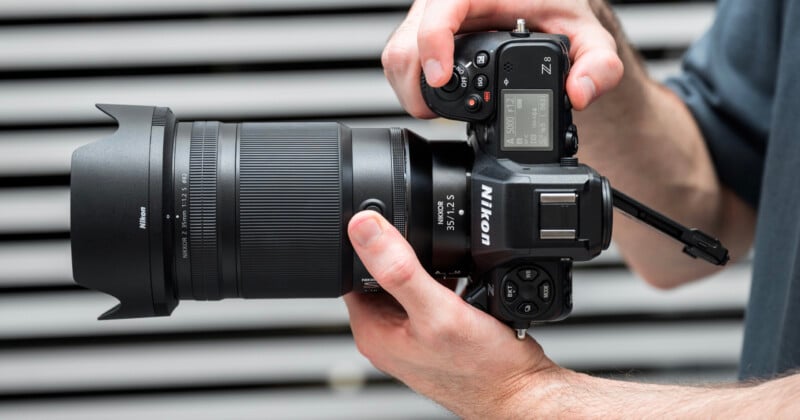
[666,0,800,379]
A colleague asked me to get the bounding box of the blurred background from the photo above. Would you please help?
[0,0,746,419]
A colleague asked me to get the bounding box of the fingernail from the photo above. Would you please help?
[423,59,445,84]
[351,216,383,247]
[579,76,597,103]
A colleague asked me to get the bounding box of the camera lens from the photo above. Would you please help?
[71,105,471,318]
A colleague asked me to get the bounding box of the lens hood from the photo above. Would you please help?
[71,104,177,319]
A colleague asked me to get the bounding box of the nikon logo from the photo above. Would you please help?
[139,206,147,230]
[480,184,493,246]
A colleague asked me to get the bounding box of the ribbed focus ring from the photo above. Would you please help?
[390,128,408,236]
[188,121,219,300]
[238,123,342,298]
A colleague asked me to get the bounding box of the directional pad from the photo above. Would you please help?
[501,265,555,318]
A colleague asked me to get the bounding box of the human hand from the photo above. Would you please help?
[382,0,623,117]
[344,211,561,418]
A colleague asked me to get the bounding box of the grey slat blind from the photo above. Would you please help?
[0,1,741,419]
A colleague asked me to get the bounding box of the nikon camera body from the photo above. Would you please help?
[420,27,612,333]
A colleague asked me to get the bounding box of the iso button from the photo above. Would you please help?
[473,74,488,90]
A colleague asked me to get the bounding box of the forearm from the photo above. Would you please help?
[574,2,755,286]
[506,368,800,419]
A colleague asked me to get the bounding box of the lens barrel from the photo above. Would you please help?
[71,105,471,319]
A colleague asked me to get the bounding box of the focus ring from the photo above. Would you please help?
[188,121,219,300]
[238,123,342,298]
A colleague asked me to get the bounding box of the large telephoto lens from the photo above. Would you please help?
[70,105,472,319]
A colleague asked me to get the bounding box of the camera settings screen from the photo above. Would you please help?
[501,89,553,151]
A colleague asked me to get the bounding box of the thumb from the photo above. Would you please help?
[347,210,454,318]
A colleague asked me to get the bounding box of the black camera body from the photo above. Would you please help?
[421,30,611,333]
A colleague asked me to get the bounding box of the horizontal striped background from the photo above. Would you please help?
[0,1,742,419]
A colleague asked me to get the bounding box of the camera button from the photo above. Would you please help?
[441,72,461,93]
[475,51,489,67]
[517,267,538,282]
[516,301,537,315]
[539,281,553,302]
[565,124,579,155]
[502,280,518,302]
[465,94,482,112]
[473,74,488,90]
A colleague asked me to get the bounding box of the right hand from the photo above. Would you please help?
[382,0,624,117]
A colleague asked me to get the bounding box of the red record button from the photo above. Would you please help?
[465,94,482,112]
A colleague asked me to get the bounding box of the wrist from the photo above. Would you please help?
[492,365,579,419]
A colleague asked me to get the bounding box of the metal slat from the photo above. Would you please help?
[0,187,69,234]
[0,321,742,395]
[0,240,72,287]
[0,15,399,71]
[0,0,413,18]
[0,264,749,339]
[0,118,466,177]
[0,128,108,176]
[615,3,714,49]
[0,386,455,420]
[0,368,743,420]
[0,70,399,126]
[0,5,714,71]
[0,61,683,127]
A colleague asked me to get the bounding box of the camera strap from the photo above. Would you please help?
[611,188,730,266]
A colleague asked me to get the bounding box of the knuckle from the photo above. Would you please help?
[416,25,440,47]
[376,254,418,289]
[381,43,414,72]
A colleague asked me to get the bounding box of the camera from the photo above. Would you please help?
[70,21,729,338]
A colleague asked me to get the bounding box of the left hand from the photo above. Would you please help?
[344,210,560,418]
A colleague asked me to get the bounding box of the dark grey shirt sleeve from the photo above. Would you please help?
[665,0,781,208]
